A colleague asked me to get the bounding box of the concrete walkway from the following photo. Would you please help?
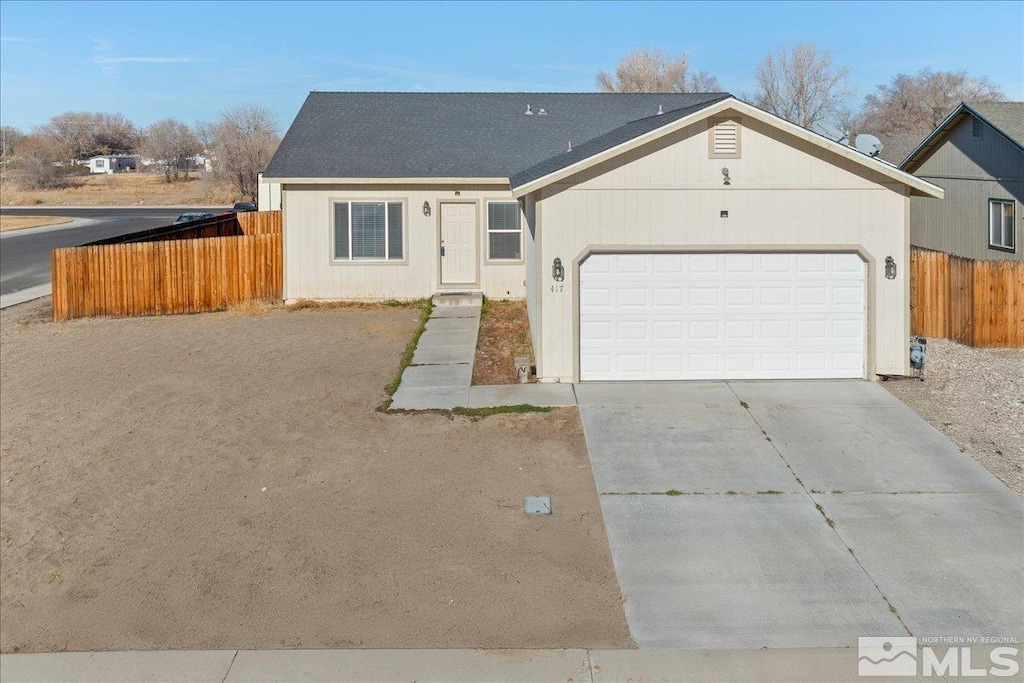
[0,645,945,682]
[390,294,575,410]
[578,380,1024,650]
[390,294,481,409]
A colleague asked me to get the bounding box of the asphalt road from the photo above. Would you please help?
[0,207,226,296]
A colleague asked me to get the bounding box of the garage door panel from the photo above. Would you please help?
[579,253,865,381]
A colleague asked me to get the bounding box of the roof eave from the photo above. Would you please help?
[262,176,512,185]
[512,97,943,199]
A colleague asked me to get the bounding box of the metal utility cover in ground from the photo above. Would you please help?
[524,496,552,515]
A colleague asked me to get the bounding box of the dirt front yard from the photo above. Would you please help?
[883,338,1024,495]
[0,299,631,653]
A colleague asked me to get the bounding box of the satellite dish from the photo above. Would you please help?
[855,134,884,157]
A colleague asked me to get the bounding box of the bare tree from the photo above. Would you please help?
[192,120,217,155]
[213,103,280,201]
[752,44,853,129]
[39,112,137,161]
[139,119,201,183]
[854,69,1005,161]
[10,133,72,189]
[1,126,25,167]
[596,48,722,93]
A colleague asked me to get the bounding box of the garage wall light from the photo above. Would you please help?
[422,201,431,217]
[552,257,564,282]
[722,167,731,185]
[885,256,897,279]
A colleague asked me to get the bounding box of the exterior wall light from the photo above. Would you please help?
[422,201,431,217]
[885,256,897,279]
[722,167,731,185]
[552,257,564,282]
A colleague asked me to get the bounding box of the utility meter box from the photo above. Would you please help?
[515,356,531,383]
[910,337,927,380]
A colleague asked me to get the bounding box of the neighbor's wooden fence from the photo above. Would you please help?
[51,211,282,321]
[910,247,1024,347]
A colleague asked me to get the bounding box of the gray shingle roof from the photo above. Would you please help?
[510,96,730,188]
[263,92,730,181]
[968,101,1024,148]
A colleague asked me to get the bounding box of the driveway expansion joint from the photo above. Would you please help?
[725,381,916,639]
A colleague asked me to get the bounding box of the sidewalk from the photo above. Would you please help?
[0,646,908,682]
[0,284,51,310]
[390,293,576,411]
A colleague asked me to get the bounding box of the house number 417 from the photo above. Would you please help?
[550,285,564,293]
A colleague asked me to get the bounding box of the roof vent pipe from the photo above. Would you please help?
[538,108,547,115]
[658,104,664,115]
[525,104,533,115]
[567,141,572,152]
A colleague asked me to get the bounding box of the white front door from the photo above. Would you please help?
[440,203,477,285]
[579,252,866,381]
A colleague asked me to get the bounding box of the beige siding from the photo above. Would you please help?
[535,112,915,381]
[282,184,526,300]
[523,193,541,366]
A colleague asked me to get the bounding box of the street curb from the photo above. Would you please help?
[0,283,51,310]
[0,646,902,683]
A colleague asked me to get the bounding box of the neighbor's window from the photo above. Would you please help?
[989,199,1015,252]
[487,201,522,261]
[333,201,404,261]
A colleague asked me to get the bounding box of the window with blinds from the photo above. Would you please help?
[487,201,522,261]
[709,118,741,158]
[333,201,404,261]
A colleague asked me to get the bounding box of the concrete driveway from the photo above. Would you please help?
[577,380,1023,649]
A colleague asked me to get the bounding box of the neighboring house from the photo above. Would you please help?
[899,101,1023,261]
[262,92,942,382]
[257,172,281,210]
[87,155,138,174]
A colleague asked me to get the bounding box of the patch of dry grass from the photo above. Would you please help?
[0,215,73,231]
[0,172,235,207]
[473,299,534,385]
[224,298,427,318]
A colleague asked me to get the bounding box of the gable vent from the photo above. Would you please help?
[971,116,982,139]
[709,118,741,158]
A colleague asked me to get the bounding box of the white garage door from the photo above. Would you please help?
[579,253,865,381]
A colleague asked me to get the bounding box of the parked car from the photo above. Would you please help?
[173,212,216,224]
[232,202,258,212]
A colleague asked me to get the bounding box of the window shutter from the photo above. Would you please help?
[972,116,982,139]
[710,119,740,157]
[334,203,349,259]
[351,202,385,259]
[387,202,403,260]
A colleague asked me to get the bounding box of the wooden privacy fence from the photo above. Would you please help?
[51,211,282,322]
[910,247,1024,347]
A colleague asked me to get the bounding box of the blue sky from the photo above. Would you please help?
[1,0,1022,132]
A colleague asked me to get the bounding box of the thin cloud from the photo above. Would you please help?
[326,58,568,91]
[1,35,43,43]
[94,56,204,65]
[91,39,206,77]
